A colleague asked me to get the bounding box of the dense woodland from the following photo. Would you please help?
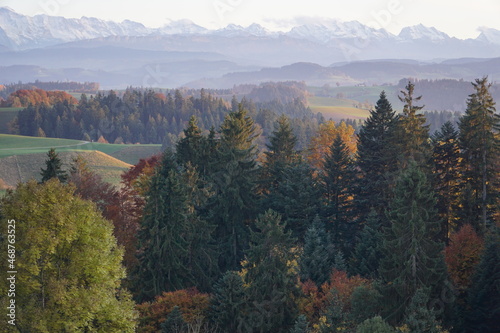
[1,78,500,332]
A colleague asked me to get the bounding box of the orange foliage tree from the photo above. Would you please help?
[6,88,78,107]
[307,120,357,171]
[136,288,211,333]
[444,224,484,291]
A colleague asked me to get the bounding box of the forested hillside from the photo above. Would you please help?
[1,77,499,332]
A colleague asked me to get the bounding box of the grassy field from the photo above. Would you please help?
[309,96,371,120]
[0,134,162,163]
[0,134,163,189]
[0,107,23,133]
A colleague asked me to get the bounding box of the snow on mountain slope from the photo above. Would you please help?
[398,24,450,41]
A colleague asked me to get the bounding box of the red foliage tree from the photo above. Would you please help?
[444,224,484,291]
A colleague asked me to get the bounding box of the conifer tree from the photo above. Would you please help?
[351,209,383,279]
[161,306,187,333]
[134,151,192,301]
[379,161,446,324]
[40,148,68,183]
[290,315,311,333]
[431,121,462,242]
[243,210,299,333]
[396,81,430,168]
[356,316,395,333]
[458,77,500,230]
[207,104,259,272]
[176,115,203,167]
[210,271,247,333]
[403,288,442,333]
[322,134,357,257]
[464,228,500,332]
[356,91,399,219]
[300,215,338,286]
[263,159,321,242]
[263,114,299,191]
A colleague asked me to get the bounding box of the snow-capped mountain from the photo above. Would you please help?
[477,27,500,44]
[287,20,393,44]
[214,23,272,37]
[0,7,151,49]
[156,19,208,35]
[398,24,450,41]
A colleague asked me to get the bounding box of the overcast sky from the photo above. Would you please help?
[1,0,499,39]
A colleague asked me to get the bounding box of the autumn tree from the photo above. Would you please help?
[0,179,137,332]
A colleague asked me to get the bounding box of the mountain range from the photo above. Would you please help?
[1,7,500,88]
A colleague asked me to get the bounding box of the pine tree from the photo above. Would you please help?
[356,91,400,219]
[263,159,321,242]
[161,306,187,333]
[263,114,299,192]
[396,81,430,168]
[464,228,500,332]
[403,288,442,333]
[351,209,383,279]
[431,121,462,242]
[176,115,204,167]
[210,271,247,333]
[40,148,68,183]
[322,134,357,257]
[134,151,192,301]
[290,315,311,333]
[379,161,446,324]
[300,215,338,286]
[207,104,259,272]
[458,77,500,231]
[243,210,299,333]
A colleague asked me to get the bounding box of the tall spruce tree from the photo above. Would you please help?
[134,151,192,301]
[322,134,357,257]
[356,91,400,219]
[431,121,462,242]
[243,210,299,333]
[262,114,299,191]
[458,77,500,231]
[379,161,446,324]
[207,104,259,272]
[40,148,68,183]
[176,115,204,167]
[351,209,384,279]
[396,82,430,168]
[263,159,321,242]
[300,215,339,286]
[210,271,247,333]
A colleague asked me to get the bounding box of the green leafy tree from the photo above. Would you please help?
[396,81,430,168]
[243,210,299,333]
[350,285,383,326]
[351,209,383,279]
[431,121,462,242]
[300,215,340,286]
[356,316,395,333]
[322,134,357,257]
[0,179,137,332]
[379,162,446,324]
[356,91,400,219]
[464,228,500,332]
[210,271,247,333]
[458,77,500,230]
[40,148,68,183]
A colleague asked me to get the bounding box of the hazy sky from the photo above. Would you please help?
[1,0,499,39]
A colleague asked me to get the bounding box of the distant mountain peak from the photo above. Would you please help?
[477,27,500,45]
[398,24,450,41]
